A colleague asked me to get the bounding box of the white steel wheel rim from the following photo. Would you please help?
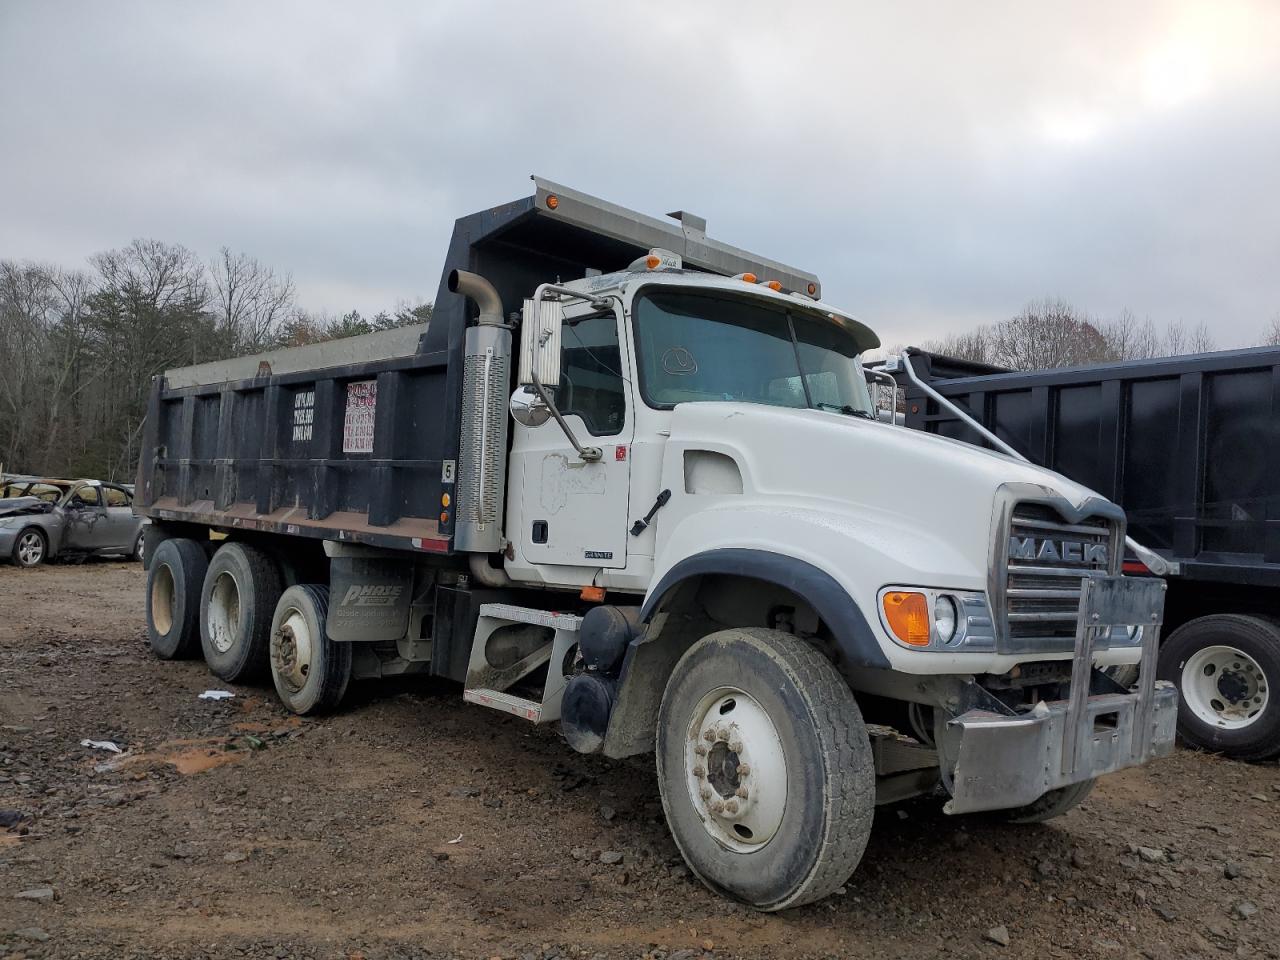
[1182,645,1270,729]
[272,608,314,694]
[207,571,241,654]
[17,532,43,566]
[684,687,788,853]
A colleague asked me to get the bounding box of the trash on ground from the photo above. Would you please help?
[446,833,463,844]
[80,739,123,753]
[198,690,235,700]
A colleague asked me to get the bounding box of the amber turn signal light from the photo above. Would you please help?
[882,591,930,646]
[580,585,606,603]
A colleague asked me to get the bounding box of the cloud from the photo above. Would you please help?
[1,0,1278,346]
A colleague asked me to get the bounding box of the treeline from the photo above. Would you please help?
[0,240,431,482]
[921,297,1280,370]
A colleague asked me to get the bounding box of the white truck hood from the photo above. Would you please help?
[653,401,1111,605]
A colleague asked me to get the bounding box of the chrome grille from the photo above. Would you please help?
[1004,503,1117,644]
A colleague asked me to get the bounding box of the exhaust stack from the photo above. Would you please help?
[450,270,511,555]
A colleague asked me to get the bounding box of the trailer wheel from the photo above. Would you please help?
[269,585,350,715]
[199,542,283,682]
[655,628,874,911]
[147,538,207,659]
[1158,615,1280,761]
[1000,779,1095,823]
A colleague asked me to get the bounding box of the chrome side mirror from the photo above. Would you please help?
[509,385,551,428]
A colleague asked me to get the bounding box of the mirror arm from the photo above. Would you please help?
[530,372,602,462]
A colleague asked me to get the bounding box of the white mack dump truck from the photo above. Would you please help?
[135,177,1177,910]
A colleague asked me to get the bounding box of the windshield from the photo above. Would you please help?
[633,290,875,416]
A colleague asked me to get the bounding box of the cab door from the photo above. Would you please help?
[512,302,633,569]
[100,484,139,550]
[61,484,110,550]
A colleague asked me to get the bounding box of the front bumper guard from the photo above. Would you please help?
[944,575,1176,815]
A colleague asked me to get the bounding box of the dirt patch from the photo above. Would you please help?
[1,559,1278,960]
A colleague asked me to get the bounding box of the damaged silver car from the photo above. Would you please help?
[0,478,144,568]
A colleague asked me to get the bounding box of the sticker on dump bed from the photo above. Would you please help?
[342,380,377,453]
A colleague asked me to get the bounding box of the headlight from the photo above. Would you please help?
[878,586,995,652]
[934,595,958,644]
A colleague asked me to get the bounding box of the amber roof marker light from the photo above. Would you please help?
[545,194,559,210]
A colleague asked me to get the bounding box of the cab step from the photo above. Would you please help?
[462,603,582,724]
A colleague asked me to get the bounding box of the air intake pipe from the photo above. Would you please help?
[450,269,512,560]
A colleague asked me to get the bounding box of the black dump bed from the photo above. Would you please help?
[135,177,820,554]
[896,347,1280,587]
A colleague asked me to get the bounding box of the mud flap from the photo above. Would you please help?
[327,557,412,641]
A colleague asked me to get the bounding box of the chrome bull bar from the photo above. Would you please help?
[944,575,1177,815]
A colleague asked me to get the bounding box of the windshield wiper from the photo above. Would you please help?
[814,402,875,420]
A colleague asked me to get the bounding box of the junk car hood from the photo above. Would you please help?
[0,497,54,518]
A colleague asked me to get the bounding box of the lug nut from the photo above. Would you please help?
[737,763,751,777]
[735,786,748,799]
[700,786,712,800]
[693,744,707,756]
[703,729,716,743]
[724,800,739,814]
[729,740,743,754]
[693,765,705,778]
[710,799,725,813]
[716,728,730,742]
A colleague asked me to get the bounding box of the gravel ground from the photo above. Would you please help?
[1,560,1278,960]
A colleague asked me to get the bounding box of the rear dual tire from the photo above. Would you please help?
[199,543,283,683]
[656,628,875,911]
[269,585,350,715]
[147,538,208,659]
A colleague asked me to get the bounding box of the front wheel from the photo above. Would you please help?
[12,528,47,568]
[656,628,874,911]
[1158,615,1280,761]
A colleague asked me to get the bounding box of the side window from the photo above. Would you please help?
[103,486,130,508]
[558,312,626,436]
[72,485,101,507]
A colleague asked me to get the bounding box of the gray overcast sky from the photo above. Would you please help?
[2,1,1278,346]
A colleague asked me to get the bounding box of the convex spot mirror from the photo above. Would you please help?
[510,385,551,428]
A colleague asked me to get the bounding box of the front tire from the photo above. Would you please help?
[1158,615,1280,761]
[147,538,208,659]
[656,628,874,911]
[269,585,350,715]
[12,528,47,568]
[199,542,283,682]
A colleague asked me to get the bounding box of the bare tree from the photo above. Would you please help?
[1265,315,1280,346]
[210,247,296,353]
[922,326,993,364]
[985,298,1111,370]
